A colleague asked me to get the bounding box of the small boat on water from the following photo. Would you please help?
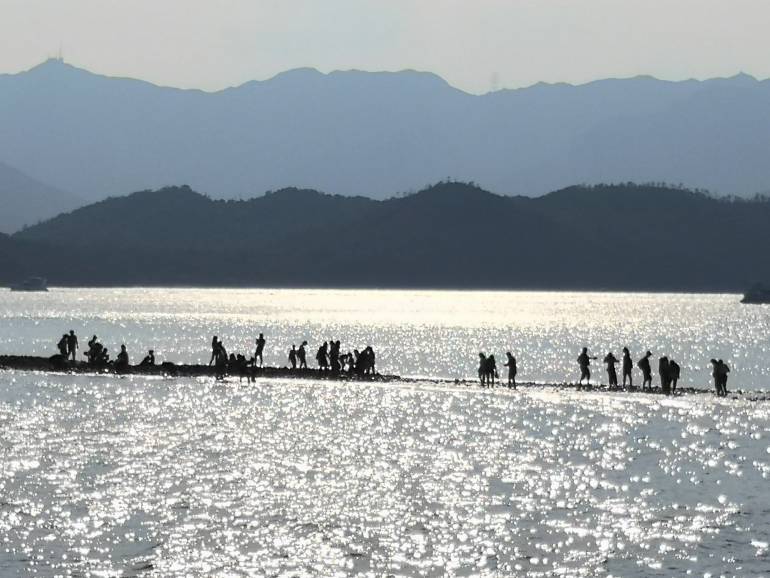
[741,284,770,304]
[9,277,48,292]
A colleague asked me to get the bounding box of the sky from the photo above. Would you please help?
[1,0,769,93]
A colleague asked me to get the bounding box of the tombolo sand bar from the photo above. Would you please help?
[2,354,768,401]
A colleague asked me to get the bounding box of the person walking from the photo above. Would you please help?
[577,348,596,386]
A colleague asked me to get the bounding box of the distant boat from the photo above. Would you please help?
[741,284,770,304]
[9,277,48,292]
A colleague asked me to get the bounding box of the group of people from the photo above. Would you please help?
[55,330,79,361]
[577,347,728,396]
[206,334,377,379]
[315,341,376,376]
[710,359,731,396]
[54,330,732,395]
[478,352,517,388]
[54,330,155,370]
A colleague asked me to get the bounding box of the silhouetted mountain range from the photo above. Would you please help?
[4,182,769,291]
[2,59,770,210]
[0,160,82,233]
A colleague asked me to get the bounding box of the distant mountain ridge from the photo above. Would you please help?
[5,181,770,291]
[1,60,770,203]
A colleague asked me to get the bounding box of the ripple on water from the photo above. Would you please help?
[0,373,768,576]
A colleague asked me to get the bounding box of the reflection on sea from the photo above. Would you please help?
[1,288,769,388]
[0,289,769,575]
[0,373,768,576]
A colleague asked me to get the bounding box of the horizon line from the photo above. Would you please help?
[3,57,768,97]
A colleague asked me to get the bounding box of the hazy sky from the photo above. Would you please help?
[1,0,768,93]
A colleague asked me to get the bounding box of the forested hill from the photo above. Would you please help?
[6,182,770,291]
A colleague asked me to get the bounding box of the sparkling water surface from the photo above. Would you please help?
[0,288,769,576]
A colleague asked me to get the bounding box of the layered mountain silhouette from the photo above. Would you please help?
[2,59,770,207]
[5,182,770,290]
[0,160,82,233]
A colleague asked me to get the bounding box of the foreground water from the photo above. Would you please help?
[0,289,769,576]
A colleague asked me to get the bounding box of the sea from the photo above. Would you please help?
[0,288,768,576]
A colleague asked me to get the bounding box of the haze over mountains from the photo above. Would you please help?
[4,182,770,291]
[0,160,81,234]
[2,59,770,215]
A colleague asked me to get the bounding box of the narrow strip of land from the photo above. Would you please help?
[2,354,767,401]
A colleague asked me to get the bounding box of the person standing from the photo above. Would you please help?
[487,355,498,387]
[505,352,517,389]
[659,356,671,394]
[298,341,307,369]
[57,334,69,357]
[603,351,619,389]
[717,359,730,396]
[288,345,297,369]
[622,347,633,388]
[478,353,488,386]
[637,351,653,390]
[577,348,596,386]
[208,336,219,366]
[316,342,328,371]
[669,359,681,392]
[66,330,79,362]
[255,333,266,367]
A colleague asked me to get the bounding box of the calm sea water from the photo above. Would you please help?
[0,288,769,576]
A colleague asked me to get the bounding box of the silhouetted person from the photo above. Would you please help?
[116,344,129,371]
[289,345,297,369]
[140,350,155,367]
[255,333,266,367]
[487,354,498,386]
[298,341,307,369]
[214,345,228,380]
[716,359,730,396]
[66,330,78,361]
[505,352,517,388]
[604,352,619,388]
[659,356,671,394]
[577,348,596,385]
[669,359,681,392]
[209,336,219,366]
[57,334,68,357]
[363,346,376,375]
[637,351,653,390]
[86,335,102,365]
[330,340,341,372]
[622,347,633,388]
[478,353,488,386]
[316,342,328,370]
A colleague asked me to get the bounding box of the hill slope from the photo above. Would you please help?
[0,160,82,233]
[9,182,770,291]
[1,60,770,200]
